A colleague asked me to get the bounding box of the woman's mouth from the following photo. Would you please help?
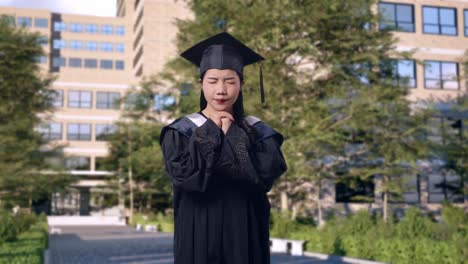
[215,99,228,104]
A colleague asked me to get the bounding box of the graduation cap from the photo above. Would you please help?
[180,32,266,103]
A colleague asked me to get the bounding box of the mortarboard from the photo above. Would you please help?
[180,32,266,103]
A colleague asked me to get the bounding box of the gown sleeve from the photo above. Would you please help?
[212,124,287,192]
[161,119,223,192]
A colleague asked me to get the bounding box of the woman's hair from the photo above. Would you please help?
[200,71,257,145]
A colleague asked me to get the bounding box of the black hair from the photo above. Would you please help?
[199,72,257,145]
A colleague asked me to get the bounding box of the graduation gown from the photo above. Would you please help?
[160,113,287,264]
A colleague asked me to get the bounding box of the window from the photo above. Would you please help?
[84,59,97,68]
[96,124,117,141]
[85,41,97,51]
[336,177,375,203]
[53,39,66,49]
[116,25,125,35]
[69,58,82,68]
[100,60,113,69]
[69,40,82,50]
[34,56,47,64]
[64,156,90,170]
[85,23,98,33]
[389,174,420,203]
[101,24,113,35]
[115,60,125,70]
[67,124,91,141]
[34,18,48,28]
[51,89,63,107]
[115,43,125,53]
[37,36,48,46]
[1,15,15,26]
[381,59,416,87]
[96,92,120,109]
[52,56,66,67]
[69,23,83,32]
[53,21,66,32]
[38,123,62,141]
[100,42,113,52]
[68,91,92,108]
[423,6,457,36]
[465,9,468,36]
[378,2,414,32]
[17,17,32,27]
[424,61,459,90]
[153,94,176,111]
[125,93,148,110]
[428,172,463,203]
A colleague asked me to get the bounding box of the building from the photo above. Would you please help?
[0,0,192,216]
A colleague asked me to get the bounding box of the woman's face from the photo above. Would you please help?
[201,69,241,113]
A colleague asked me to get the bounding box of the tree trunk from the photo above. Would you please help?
[280,191,288,212]
[317,177,324,227]
[128,127,134,224]
[383,190,388,223]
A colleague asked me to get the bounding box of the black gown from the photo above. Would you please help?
[160,113,287,264]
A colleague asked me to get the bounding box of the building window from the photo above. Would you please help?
[389,174,420,203]
[84,59,97,68]
[100,60,113,69]
[125,93,148,110]
[34,18,48,28]
[67,124,91,141]
[336,177,375,203]
[69,23,83,32]
[101,25,113,35]
[424,61,459,90]
[465,9,468,36]
[85,23,98,33]
[115,43,125,53]
[17,16,32,27]
[85,41,97,51]
[34,56,47,64]
[115,60,125,70]
[116,25,125,35]
[423,6,457,36]
[100,42,113,52]
[428,173,463,203]
[68,90,92,108]
[64,156,90,170]
[96,92,120,109]
[69,40,82,50]
[51,89,63,107]
[37,36,48,46]
[381,59,416,88]
[38,123,62,141]
[96,124,117,141]
[52,56,66,67]
[378,2,414,32]
[153,94,176,111]
[53,39,66,49]
[69,58,82,68]
[1,15,15,26]
[53,21,66,32]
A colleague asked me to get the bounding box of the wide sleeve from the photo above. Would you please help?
[161,119,223,192]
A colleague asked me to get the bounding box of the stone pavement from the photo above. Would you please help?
[48,226,350,264]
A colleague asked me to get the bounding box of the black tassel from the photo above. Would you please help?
[259,63,265,104]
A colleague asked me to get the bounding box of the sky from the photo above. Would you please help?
[0,0,117,17]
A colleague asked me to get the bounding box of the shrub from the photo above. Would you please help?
[441,203,467,231]
[0,212,18,243]
[14,211,37,234]
[396,207,433,239]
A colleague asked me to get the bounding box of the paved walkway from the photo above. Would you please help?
[48,226,347,264]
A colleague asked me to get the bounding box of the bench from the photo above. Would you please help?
[270,238,306,256]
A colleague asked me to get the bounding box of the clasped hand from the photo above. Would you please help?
[203,111,234,135]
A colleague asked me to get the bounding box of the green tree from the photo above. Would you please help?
[0,19,72,210]
[159,0,429,223]
[104,78,171,222]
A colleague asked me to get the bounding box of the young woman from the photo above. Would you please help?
[160,32,287,264]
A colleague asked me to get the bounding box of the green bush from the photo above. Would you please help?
[441,203,467,230]
[0,222,48,264]
[396,207,433,239]
[14,211,37,234]
[0,212,18,243]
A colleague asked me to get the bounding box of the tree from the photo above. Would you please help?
[159,0,430,223]
[0,18,72,210]
[104,78,171,222]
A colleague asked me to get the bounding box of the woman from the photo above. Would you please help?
[160,32,287,264]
